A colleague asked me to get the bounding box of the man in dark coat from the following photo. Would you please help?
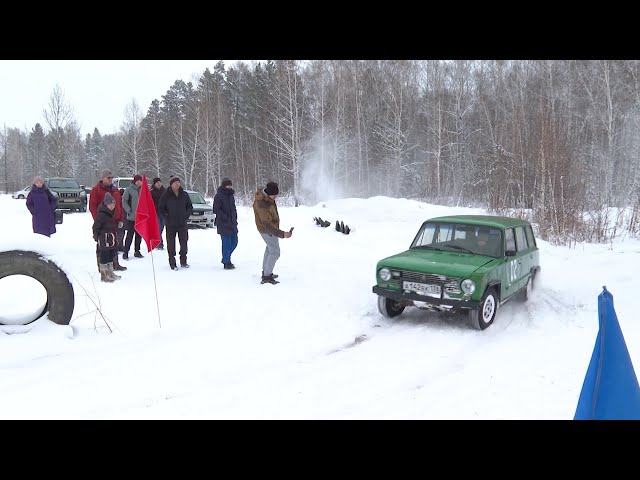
[89,169,127,272]
[158,177,193,270]
[26,175,57,237]
[150,177,166,250]
[213,177,239,269]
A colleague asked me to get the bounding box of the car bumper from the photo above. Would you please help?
[372,286,481,310]
[56,199,85,209]
[188,213,214,227]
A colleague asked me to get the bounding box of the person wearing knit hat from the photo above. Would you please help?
[150,177,166,250]
[93,187,121,282]
[88,168,127,274]
[264,181,279,196]
[252,181,293,285]
[158,175,193,270]
[103,192,116,205]
[213,177,238,269]
[121,174,145,260]
[26,174,57,237]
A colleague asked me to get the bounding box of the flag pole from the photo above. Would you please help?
[150,248,162,328]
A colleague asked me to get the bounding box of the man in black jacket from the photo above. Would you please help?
[150,177,166,250]
[213,177,239,269]
[158,177,193,270]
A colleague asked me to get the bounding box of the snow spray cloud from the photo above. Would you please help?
[300,130,345,204]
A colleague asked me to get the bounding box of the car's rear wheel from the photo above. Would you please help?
[469,287,498,330]
[18,194,24,199]
[522,273,535,301]
[377,295,405,318]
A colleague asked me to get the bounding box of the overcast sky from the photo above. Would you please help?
[0,60,234,136]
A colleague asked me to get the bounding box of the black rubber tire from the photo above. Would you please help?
[522,272,535,302]
[377,295,405,318]
[468,287,498,330]
[0,250,74,326]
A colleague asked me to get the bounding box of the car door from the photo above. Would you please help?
[503,227,525,298]
[514,225,532,293]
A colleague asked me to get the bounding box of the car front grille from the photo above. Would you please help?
[390,270,462,295]
[59,192,79,198]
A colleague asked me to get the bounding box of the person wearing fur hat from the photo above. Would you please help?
[89,169,127,273]
[252,181,293,285]
[26,175,57,237]
[213,177,238,269]
[122,174,145,259]
[150,177,166,250]
[92,193,121,282]
[158,176,193,270]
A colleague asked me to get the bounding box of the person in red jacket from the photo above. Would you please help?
[89,169,127,272]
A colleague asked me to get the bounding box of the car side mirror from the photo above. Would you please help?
[505,249,517,257]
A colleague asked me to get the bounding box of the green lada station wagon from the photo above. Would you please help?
[372,215,541,330]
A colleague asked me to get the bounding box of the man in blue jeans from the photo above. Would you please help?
[150,177,166,250]
[213,177,238,269]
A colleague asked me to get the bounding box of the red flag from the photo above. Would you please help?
[135,175,161,252]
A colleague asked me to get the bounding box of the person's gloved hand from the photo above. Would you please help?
[118,221,124,228]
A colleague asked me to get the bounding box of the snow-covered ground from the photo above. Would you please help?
[1,193,638,419]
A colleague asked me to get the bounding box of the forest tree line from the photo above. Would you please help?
[2,60,640,245]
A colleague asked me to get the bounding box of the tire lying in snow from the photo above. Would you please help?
[0,250,74,326]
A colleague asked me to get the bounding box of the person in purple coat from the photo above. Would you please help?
[26,175,57,237]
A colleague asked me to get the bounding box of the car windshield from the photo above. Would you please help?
[411,222,503,258]
[48,179,80,189]
[188,192,207,205]
[118,179,133,188]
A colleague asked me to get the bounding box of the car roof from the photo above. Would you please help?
[425,214,530,229]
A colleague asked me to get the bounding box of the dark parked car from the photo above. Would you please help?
[45,177,87,212]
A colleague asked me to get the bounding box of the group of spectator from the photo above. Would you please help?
[25,171,294,285]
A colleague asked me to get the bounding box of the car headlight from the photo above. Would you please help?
[379,268,391,281]
[461,279,475,295]
[80,191,86,196]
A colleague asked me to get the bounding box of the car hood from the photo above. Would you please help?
[192,204,212,212]
[379,249,496,277]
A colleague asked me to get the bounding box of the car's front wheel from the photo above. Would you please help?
[18,195,24,199]
[377,295,405,318]
[469,287,498,330]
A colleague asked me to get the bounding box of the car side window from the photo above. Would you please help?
[515,226,528,252]
[505,228,516,252]
[525,225,537,248]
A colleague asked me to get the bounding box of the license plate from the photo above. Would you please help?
[63,198,75,202]
[403,281,441,297]
[192,211,202,216]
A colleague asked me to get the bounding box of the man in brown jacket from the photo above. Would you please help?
[252,181,293,284]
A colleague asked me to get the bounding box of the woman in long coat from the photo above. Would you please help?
[26,175,57,237]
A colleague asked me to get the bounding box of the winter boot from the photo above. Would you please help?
[99,264,115,283]
[113,254,127,271]
[261,274,280,285]
[122,251,129,260]
[96,252,101,273]
[262,270,278,279]
[106,262,121,281]
[224,263,235,270]
[134,251,143,258]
